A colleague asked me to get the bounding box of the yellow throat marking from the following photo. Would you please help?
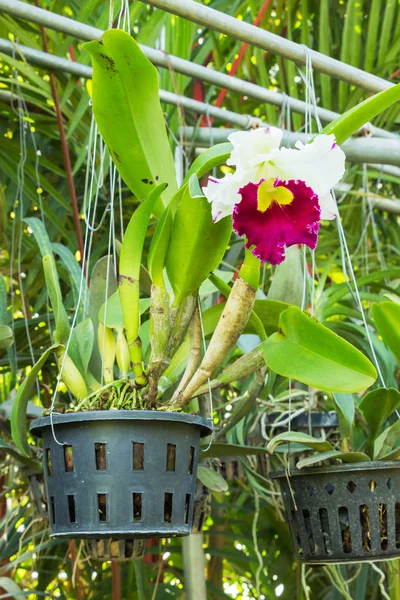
[257,178,294,212]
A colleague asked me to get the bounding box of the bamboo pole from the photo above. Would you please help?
[182,534,207,600]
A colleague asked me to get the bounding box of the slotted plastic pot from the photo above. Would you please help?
[270,461,400,564]
[30,410,212,539]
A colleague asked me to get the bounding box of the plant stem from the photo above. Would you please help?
[134,559,146,600]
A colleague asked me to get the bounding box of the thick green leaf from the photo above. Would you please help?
[296,450,371,469]
[88,256,117,381]
[359,387,400,448]
[119,183,167,345]
[165,184,232,305]
[375,420,400,460]
[11,344,60,456]
[0,324,13,350]
[183,142,232,184]
[85,29,176,216]
[68,319,94,385]
[197,465,228,492]
[372,301,400,362]
[321,83,400,144]
[98,292,150,331]
[267,431,333,454]
[201,443,271,458]
[147,186,186,286]
[332,393,355,440]
[263,307,377,392]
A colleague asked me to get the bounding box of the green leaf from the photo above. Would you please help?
[0,578,25,599]
[358,387,400,449]
[183,142,232,184]
[267,431,333,454]
[52,242,88,316]
[24,217,70,343]
[0,324,13,350]
[201,443,271,458]
[165,185,232,305]
[375,420,400,460]
[197,465,228,492]
[68,319,94,385]
[11,344,60,456]
[321,83,400,144]
[372,301,400,362]
[332,393,355,440]
[98,292,150,331]
[42,255,70,344]
[88,256,117,381]
[119,183,167,379]
[84,29,176,216]
[263,307,377,393]
[0,440,39,469]
[296,450,371,469]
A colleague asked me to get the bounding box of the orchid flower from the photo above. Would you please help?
[203,126,346,265]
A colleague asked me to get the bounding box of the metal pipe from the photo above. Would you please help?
[141,0,394,95]
[0,40,262,128]
[182,127,400,168]
[0,0,396,140]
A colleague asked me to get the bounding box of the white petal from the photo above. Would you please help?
[319,192,337,220]
[227,127,283,171]
[264,134,346,197]
[202,172,246,222]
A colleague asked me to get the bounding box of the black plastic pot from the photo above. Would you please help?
[30,410,212,539]
[86,538,146,561]
[270,461,400,564]
[263,411,339,432]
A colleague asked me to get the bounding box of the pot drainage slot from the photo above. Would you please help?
[133,442,144,470]
[50,496,55,524]
[68,495,76,523]
[46,449,52,476]
[396,502,400,548]
[64,445,74,472]
[359,504,371,552]
[302,509,315,555]
[184,494,191,524]
[319,508,332,555]
[166,444,176,472]
[95,443,107,471]
[339,506,352,553]
[379,503,388,551]
[188,447,195,474]
[133,493,142,521]
[164,492,173,523]
[98,494,108,522]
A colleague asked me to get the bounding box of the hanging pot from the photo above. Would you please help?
[30,410,212,540]
[270,461,400,564]
[86,538,146,561]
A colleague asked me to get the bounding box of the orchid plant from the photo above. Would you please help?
[10,28,400,461]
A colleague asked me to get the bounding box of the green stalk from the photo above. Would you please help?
[56,348,88,401]
[98,323,116,384]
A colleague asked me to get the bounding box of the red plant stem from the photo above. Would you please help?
[111,562,121,600]
[35,1,85,266]
[214,0,272,109]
